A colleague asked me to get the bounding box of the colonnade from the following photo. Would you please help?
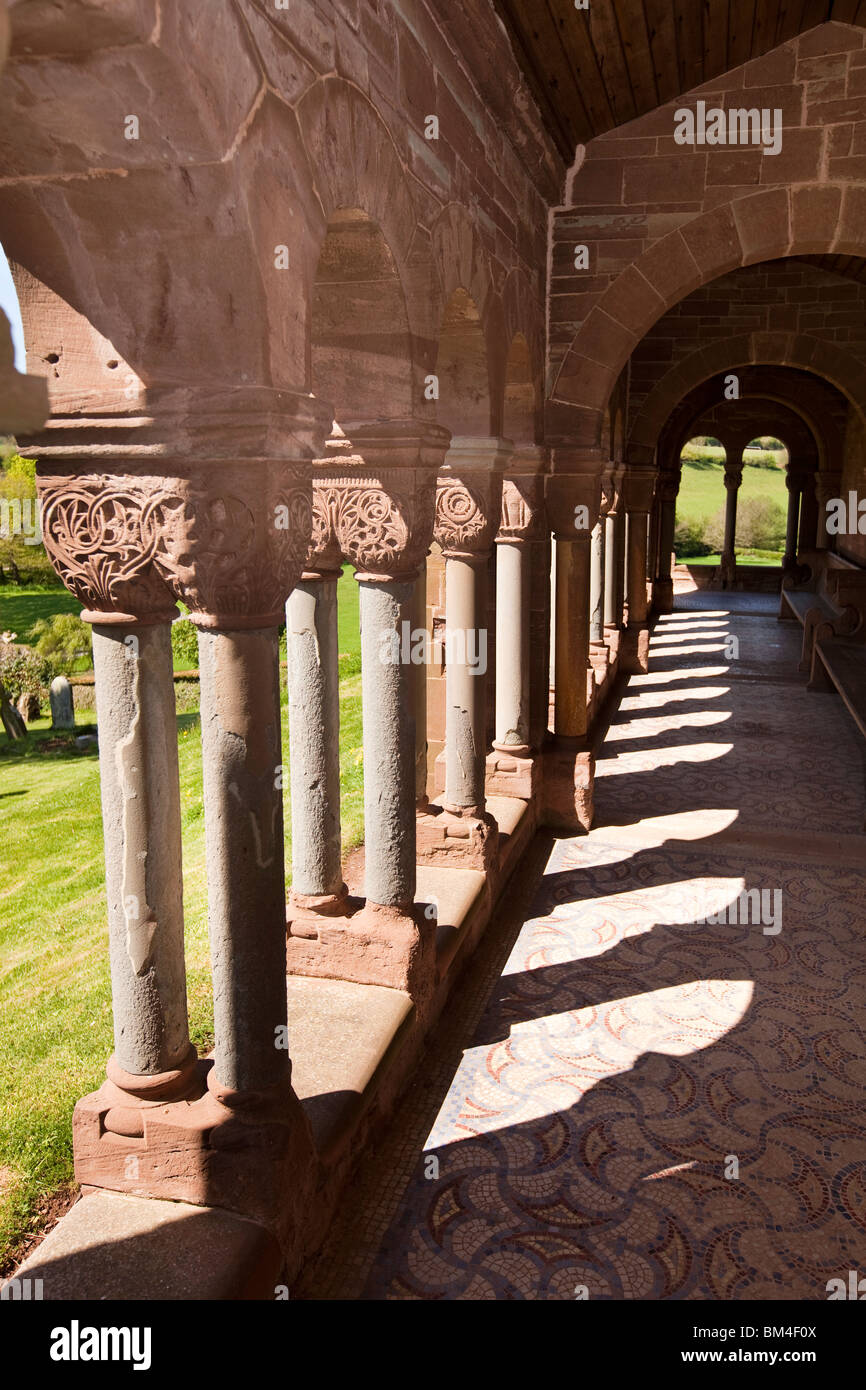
[32,407,658,1233]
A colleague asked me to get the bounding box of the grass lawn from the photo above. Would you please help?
[0,568,364,1268]
[676,449,788,565]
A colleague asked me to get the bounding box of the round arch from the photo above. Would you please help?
[551,185,866,447]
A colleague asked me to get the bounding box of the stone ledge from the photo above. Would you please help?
[287,976,415,1164]
[3,1191,281,1301]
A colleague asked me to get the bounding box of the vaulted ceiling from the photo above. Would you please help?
[492,1,866,160]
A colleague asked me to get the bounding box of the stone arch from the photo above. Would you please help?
[656,366,845,480]
[435,287,491,437]
[310,208,414,428]
[552,185,866,447]
[295,79,432,410]
[629,332,866,465]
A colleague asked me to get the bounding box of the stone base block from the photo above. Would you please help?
[589,643,610,678]
[542,743,595,832]
[416,805,499,872]
[621,621,650,674]
[286,899,435,1003]
[485,748,539,800]
[72,1061,316,1267]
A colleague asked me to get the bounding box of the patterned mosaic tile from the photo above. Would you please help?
[301,607,866,1300]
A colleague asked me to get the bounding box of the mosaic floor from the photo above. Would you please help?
[299,604,866,1300]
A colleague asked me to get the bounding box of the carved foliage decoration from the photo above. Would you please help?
[38,465,312,627]
[37,474,175,622]
[308,472,436,578]
[143,466,312,626]
[435,477,496,555]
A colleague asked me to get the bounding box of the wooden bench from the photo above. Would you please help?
[779,550,866,676]
[810,638,866,741]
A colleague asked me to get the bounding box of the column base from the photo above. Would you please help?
[72,1059,316,1266]
[485,747,539,800]
[589,642,610,678]
[653,577,674,613]
[719,554,736,589]
[542,742,595,833]
[287,885,350,939]
[604,626,623,664]
[621,621,651,674]
[416,805,499,872]
[285,898,435,1003]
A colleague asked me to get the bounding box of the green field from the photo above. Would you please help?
[676,443,788,561]
[0,568,364,1268]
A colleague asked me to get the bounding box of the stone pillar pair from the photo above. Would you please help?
[284,420,451,1002]
[32,387,329,1250]
[622,465,656,674]
[421,436,511,870]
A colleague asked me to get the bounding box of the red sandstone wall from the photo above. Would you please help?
[547,21,866,448]
[840,406,866,566]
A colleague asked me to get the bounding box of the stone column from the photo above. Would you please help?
[487,447,544,800]
[141,459,316,1103]
[542,465,601,832]
[411,562,430,808]
[421,436,510,871]
[653,469,680,614]
[286,569,346,930]
[28,373,328,1254]
[589,473,613,681]
[815,470,843,551]
[622,466,655,674]
[36,473,200,1128]
[614,504,627,630]
[603,507,618,630]
[783,469,804,572]
[285,419,450,1000]
[720,459,743,587]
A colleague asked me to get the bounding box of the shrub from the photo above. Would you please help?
[31,611,92,673]
[171,617,199,670]
[674,519,714,558]
[0,646,53,702]
[737,497,786,551]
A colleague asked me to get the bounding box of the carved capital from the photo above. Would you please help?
[141,462,312,628]
[37,471,177,626]
[657,470,681,504]
[815,470,842,506]
[435,436,512,559]
[621,466,656,514]
[304,419,450,580]
[723,467,743,493]
[497,474,544,543]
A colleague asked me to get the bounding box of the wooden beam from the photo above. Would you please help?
[704,0,731,80]
[644,0,683,104]
[613,0,661,113]
[547,0,618,136]
[729,0,758,70]
[588,0,639,127]
[752,0,783,56]
[674,0,706,93]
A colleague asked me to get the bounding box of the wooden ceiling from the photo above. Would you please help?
[492,1,866,161]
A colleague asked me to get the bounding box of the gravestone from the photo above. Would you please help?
[49,675,75,729]
[17,692,40,722]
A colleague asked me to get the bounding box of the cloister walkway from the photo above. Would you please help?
[298,597,866,1300]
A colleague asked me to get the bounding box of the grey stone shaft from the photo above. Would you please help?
[92,623,190,1076]
[358,577,416,907]
[286,578,342,898]
[198,627,289,1094]
[444,554,488,809]
[495,539,528,747]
